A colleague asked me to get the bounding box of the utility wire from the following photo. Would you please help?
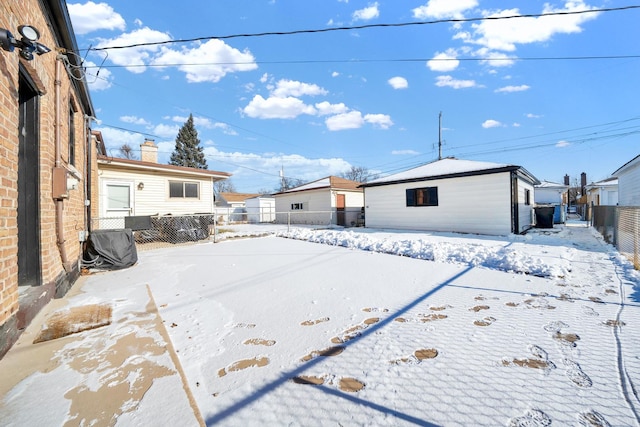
[81,55,640,70]
[87,6,639,52]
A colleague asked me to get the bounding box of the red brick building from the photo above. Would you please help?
[1,0,96,357]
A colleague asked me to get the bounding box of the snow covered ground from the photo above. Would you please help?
[1,221,639,426]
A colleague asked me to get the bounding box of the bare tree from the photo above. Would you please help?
[277,177,305,192]
[340,166,378,183]
[214,179,236,194]
[118,143,138,160]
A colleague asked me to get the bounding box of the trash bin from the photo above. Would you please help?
[553,204,566,224]
[534,206,555,229]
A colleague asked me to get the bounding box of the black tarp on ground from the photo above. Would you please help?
[84,229,138,270]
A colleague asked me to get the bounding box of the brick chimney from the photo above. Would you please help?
[564,174,570,186]
[140,139,158,163]
[580,172,587,196]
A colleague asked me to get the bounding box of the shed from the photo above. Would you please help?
[612,153,640,206]
[360,158,540,235]
[245,195,276,223]
[534,181,569,205]
[274,176,364,226]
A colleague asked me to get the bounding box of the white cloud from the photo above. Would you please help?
[388,76,408,89]
[271,79,328,98]
[153,123,180,138]
[466,2,599,53]
[364,114,393,129]
[556,140,570,147]
[413,0,478,19]
[94,126,144,154]
[96,27,172,73]
[527,113,543,118]
[326,111,365,131]
[482,119,503,128]
[152,39,257,83]
[315,101,349,116]
[203,146,353,186]
[392,149,420,155]
[427,49,460,72]
[475,48,516,67]
[84,60,112,91]
[120,115,150,125]
[67,1,126,35]
[353,3,380,21]
[513,122,521,127]
[332,71,340,77]
[243,95,317,119]
[435,75,477,89]
[495,84,530,93]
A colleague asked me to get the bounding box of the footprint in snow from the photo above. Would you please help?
[508,408,552,427]
[292,374,365,392]
[577,410,611,427]
[564,359,592,388]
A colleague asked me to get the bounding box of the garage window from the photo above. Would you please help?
[406,187,438,207]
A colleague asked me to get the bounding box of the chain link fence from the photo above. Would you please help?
[592,205,640,269]
[91,209,365,252]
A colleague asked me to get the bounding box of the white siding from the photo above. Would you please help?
[517,179,535,233]
[246,198,275,223]
[534,188,564,204]
[364,172,513,235]
[99,168,214,216]
[275,190,332,224]
[617,161,640,205]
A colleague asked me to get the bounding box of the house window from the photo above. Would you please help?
[524,189,531,205]
[169,181,199,199]
[291,203,304,210]
[68,104,75,166]
[406,187,438,207]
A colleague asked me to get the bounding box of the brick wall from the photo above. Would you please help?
[1,0,93,357]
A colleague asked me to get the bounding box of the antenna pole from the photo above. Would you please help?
[438,111,442,160]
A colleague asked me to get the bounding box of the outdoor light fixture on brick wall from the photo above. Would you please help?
[0,25,51,60]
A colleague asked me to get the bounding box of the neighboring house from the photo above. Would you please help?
[585,177,618,206]
[1,0,97,357]
[96,139,230,228]
[245,195,276,223]
[215,192,262,223]
[360,158,540,235]
[274,176,364,226]
[534,180,569,205]
[612,153,640,206]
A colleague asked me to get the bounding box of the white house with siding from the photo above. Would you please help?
[360,158,540,235]
[534,180,569,205]
[613,153,640,206]
[96,141,230,226]
[585,177,618,206]
[274,176,364,226]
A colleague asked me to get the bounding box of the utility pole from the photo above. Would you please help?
[438,111,442,160]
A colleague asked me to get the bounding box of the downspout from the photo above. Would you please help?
[55,56,70,272]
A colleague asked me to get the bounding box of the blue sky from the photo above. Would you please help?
[68,0,640,193]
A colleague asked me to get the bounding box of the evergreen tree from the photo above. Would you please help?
[169,114,208,169]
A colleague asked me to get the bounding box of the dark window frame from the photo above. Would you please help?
[169,180,200,199]
[406,187,439,207]
[524,189,531,205]
[68,103,75,166]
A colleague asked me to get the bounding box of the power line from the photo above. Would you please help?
[87,6,640,52]
[82,55,640,70]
